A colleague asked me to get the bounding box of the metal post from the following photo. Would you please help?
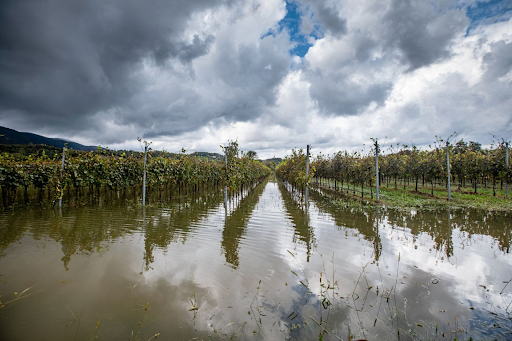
[305,145,310,204]
[506,142,509,199]
[447,141,451,201]
[58,147,66,208]
[375,141,379,201]
[142,144,147,206]
[224,148,228,209]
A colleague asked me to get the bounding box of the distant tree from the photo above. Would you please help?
[468,141,482,153]
[246,150,257,160]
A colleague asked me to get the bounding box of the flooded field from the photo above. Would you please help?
[0,178,511,340]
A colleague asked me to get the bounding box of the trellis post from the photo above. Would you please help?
[447,141,451,201]
[224,148,228,208]
[375,140,379,201]
[506,142,509,199]
[305,145,310,204]
[58,146,66,208]
[142,143,148,206]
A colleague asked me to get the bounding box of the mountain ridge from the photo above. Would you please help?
[0,126,282,164]
[0,126,97,151]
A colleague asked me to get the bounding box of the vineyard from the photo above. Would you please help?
[275,148,315,197]
[2,136,511,209]
[277,138,511,206]
[0,141,270,206]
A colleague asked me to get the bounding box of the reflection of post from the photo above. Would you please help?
[143,144,148,206]
[58,146,66,208]
[447,207,452,256]
[305,144,310,205]
[446,141,451,201]
[374,206,382,261]
[141,206,149,273]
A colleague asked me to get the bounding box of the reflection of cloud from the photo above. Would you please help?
[301,188,512,337]
[2,173,512,338]
[380,223,512,318]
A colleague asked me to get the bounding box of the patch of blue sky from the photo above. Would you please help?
[466,0,512,33]
[261,1,323,57]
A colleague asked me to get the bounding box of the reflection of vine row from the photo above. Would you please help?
[309,185,511,257]
[222,178,268,269]
[308,187,383,261]
[278,181,316,262]
[0,141,270,206]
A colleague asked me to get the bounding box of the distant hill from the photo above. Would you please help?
[191,151,224,160]
[0,126,96,151]
[259,157,281,170]
[264,157,282,164]
[0,126,282,163]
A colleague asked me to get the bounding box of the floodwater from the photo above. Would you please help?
[0,178,511,340]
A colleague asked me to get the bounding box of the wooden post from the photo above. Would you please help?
[305,145,310,204]
[447,141,451,201]
[375,140,379,201]
[58,146,66,208]
[506,142,509,199]
[142,144,147,206]
[224,148,228,209]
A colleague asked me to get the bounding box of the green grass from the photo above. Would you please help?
[312,179,512,211]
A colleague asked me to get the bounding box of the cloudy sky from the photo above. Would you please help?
[0,0,511,158]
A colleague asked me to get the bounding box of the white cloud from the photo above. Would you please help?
[0,0,511,158]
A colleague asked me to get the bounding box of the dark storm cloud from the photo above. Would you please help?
[353,31,378,62]
[1,0,509,154]
[212,40,290,121]
[115,30,291,142]
[295,0,347,38]
[311,2,347,37]
[382,0,469,70]
[300,0,471,118]
[308,70,392,116]
[0,0,224,133]
[482,40,512,81]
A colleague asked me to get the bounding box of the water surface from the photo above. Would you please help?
[1,179,511,340]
